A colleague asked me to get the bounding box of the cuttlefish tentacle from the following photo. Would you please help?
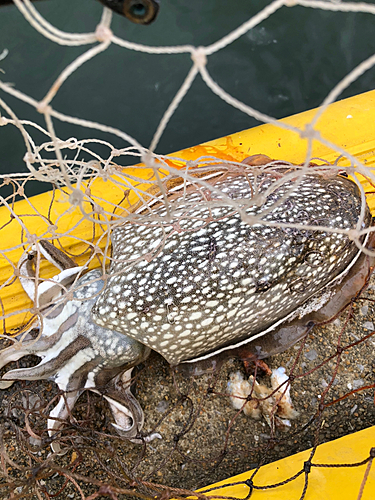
[48,388,82,454]
[97,368,161,443]
[1,241,152,449]
[0,345,33,389]
[18,242,82,306]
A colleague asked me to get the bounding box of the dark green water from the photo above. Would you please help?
[0,0,375,194]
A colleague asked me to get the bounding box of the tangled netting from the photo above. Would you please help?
[1,0,375,499]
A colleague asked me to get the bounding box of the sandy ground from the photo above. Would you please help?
[0,278,375,499]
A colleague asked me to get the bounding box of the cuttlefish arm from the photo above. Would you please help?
[1,241,158,452]
[0,242,84,387]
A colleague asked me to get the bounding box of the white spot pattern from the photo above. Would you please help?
[92,172,370,365]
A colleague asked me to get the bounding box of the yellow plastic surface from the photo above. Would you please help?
[1,89,375,333]
[197,426,375,499]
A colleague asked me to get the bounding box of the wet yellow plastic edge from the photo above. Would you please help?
[195,425,375,500]
[1,89,375,333]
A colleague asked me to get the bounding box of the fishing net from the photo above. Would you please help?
[1,0,375,499]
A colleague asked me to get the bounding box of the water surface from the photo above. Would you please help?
[0,0,374,194]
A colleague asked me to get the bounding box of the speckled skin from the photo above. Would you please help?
[0,160,373,444]
[93,171,372,365]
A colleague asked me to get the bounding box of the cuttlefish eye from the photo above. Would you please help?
[98,0,160,24]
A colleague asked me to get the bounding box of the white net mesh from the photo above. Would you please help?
[1,0,375,498]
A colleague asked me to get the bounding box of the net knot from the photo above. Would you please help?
[69,188,84,206]
[27,234,38,245]
[345,166,355,176]
[347,228,360,241]
[186,160,197,169]
[141,152,156,168]
[191,47,207,68]
[95,24,113,43]
[242,214,257,225]
[172,222,182,233]
[23,151,35,164]
[300,123,320,141]
[65,137,79,149]
[0,114,8,126]
[244,478,254,489]
[36,101,52,115]
[303,460,312,473]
